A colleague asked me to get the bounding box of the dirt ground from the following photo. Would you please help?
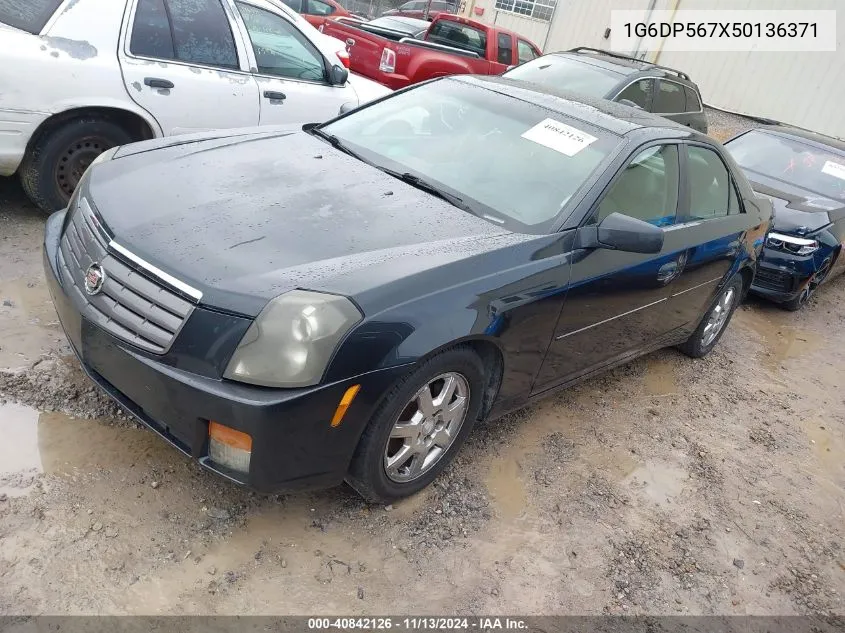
[0,110,843,616]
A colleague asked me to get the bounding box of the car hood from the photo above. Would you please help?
[87,130,512,317]
[741,171,842,236]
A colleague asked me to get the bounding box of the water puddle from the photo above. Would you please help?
[0,400,167,496]
[486,457,526,521]
[799,417,845,487]
[0,402,42,497]
[0,278,61,371]
[622,461,687,508]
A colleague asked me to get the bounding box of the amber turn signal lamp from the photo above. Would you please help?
[331,384,361,427]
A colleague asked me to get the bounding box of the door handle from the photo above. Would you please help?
[144,77,174,89]
[264,91,286,101]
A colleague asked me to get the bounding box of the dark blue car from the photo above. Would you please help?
[43,77,771,501]
[725,126,845,311]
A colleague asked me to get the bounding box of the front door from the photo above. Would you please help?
[235,0,355,125]
[533,143,688,392]
[119,0,259,136]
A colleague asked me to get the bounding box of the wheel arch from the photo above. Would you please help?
[23,104,160,160]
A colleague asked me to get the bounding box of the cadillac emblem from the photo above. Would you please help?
[84,263,106,295]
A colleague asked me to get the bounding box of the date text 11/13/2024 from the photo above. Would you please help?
[307,617,529,630]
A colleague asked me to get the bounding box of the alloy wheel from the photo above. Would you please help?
[796,259,832,307]
[701,286,736,347]
[384,372,470,483]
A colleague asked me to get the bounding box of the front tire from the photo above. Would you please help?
[346,347,486,503]
[782,257,832,312]
[678,275,744,358]
[19,117,133,214]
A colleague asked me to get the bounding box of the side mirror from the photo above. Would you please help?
[618,99,644,110]
[338,102,357,115]
[577,212,664,254]
[329,64,349,86]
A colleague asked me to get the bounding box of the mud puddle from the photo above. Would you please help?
[0,277,62,371]
[734,307,823,371]
[623,460,688,508]
[642,356,678,397]
[0,400,171,496]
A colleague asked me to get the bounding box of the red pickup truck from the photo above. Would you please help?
[321,14,541,90]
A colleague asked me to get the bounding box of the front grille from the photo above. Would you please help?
[754,267,795,293]
[57,200,195,354]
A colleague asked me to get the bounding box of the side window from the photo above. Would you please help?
[616,78,654,110]
[281,0,303,11]
[131,0,239,68]
[517,40,536,64]
[684,85,702,112]
[0,0,63,33]
[236,2,326,82]
[496,33,512,65]
[167,0,239,68]
[654,80,686,113]
[307,0,335,15]
[596,145,680,227]
[130,0,175,60]
[687,146,739,220]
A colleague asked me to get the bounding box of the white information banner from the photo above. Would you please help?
[610,10,837,52]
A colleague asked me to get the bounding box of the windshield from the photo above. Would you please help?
[726,130,845,202]
[504,55,625,98]
[320,79,620,233]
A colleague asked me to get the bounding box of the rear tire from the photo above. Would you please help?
[346,347,486,503]
[19,117,133,214]
[678,275,744,358]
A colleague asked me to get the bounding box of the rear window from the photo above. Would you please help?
[0,0,62,33]
[504,55,624,98]
[426,20,487,56]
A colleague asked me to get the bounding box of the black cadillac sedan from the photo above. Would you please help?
[43,76,771,502]
[724,126,845,311]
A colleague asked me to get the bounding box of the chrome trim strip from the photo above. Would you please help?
[78,197,112,245]
[768,232,816,246]
[556,298,667,340]
[108,241,203,302]
[670,276,723,298]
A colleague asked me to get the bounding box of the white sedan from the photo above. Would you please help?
[0,0,391,212]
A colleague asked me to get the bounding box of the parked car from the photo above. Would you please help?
[504,47,707,134]
[43,76,770,501]
[382,0,456,21]
[321,13,541,89]
[0,0,391,213]
[724,126,845,310]
[279,0,353,28]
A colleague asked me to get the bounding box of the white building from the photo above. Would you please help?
[461,0,845,138]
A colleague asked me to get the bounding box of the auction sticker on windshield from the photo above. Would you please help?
[822,160,845,181]
[521,119,598,157]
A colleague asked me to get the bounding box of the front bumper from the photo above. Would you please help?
[43,211,409,492]
[750,246,819,303]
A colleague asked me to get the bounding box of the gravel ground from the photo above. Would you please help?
[0,111,843,616]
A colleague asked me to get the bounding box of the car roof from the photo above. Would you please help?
[751,125,845,154]
[548,49,695,85]
[455,75,696,137]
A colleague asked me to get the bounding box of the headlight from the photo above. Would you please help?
[223,290,362,388]
[766,232,819,256]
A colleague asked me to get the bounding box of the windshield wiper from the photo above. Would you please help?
[380,168,474,214]
[307,127,370,164]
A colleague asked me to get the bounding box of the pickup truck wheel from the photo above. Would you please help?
[19,118,133,214]
[346,347,485,503]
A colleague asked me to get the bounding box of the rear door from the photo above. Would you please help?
[119,0,259,135]
[235,0,355,124]
[533,143,689,392]
[663,143,751,329]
